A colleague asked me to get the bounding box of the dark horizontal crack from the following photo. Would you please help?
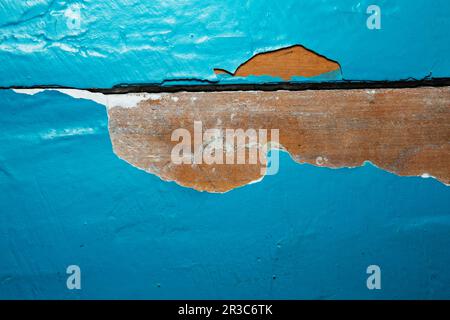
[2,77,450,94]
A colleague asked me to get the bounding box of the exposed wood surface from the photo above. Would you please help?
[108,87,450,192]
[214,45,341,80]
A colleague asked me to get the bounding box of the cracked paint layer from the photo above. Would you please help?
[214,45,341,80]
[105,87,450,192]
[1,1,450,87]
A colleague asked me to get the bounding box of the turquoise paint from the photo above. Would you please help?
[0,0,449,87]
[0,90,449,299]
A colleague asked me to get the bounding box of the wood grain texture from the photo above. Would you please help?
[214,45,341,80]
[108,87,450,192]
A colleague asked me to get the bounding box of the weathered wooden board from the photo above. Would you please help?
[108,87,450,192]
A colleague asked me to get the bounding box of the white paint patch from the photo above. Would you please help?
[13,88,47,95]
[419,173,448,186]
[41,127,96,140]
[316,156,328,166]
[12,89,160,109]
[173,53,198,60]
[50,42,78,53]
[247,175,264,186]
[86,50,107,58]
[194,36,209,44]
[64,4,82,22]
[106,93,161,109]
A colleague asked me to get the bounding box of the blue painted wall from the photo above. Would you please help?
[0,0,449,87]
[0,90,449,299]
[0,0,449,299]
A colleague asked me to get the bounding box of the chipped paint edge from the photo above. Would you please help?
[10,88,450,191]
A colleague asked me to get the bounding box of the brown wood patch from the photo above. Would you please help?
[214,45,341,80]
[108,87,450,192]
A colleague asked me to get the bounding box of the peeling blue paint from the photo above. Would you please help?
[1,90,449,299]
[0,0,449,87]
